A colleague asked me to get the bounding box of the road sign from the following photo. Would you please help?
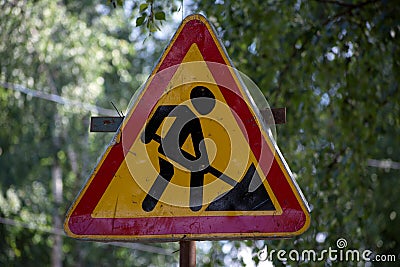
[64,14,310,241]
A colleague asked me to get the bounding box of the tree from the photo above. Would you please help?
[0,0,178,266]
[192,0,400,265]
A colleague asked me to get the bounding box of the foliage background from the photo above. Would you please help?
[0,0,399,266]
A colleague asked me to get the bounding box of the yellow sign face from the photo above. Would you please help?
[92,44,281,218]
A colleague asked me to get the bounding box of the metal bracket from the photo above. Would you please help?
[262,107,286,125]
[90,116,124,132]
[90,108,286,132]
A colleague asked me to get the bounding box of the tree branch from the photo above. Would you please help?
[275,0,381,91]
[315,0,380,9]
[315,0,361,8]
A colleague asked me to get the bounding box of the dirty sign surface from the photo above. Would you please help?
[64,14,310,241]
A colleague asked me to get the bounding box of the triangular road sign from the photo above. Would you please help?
[64,14,310,241]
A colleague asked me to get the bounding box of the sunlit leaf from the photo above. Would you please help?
[136,15,146,27]
[139,3,148,12]
[154,11,165,21]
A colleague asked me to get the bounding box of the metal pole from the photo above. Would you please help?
[179,241,196,267]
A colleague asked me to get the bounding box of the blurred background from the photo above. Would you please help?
[1,0,399,266]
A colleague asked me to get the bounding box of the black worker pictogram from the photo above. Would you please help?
[140,85,276,213]
[141,86,238,212]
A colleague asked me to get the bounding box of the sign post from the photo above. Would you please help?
[64,14,310,265]
[180,241,196,267]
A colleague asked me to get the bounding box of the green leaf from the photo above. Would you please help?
[150,24,158,32]
[136,16,146,26]
[139,3,148,12]
[154,11,165,21]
